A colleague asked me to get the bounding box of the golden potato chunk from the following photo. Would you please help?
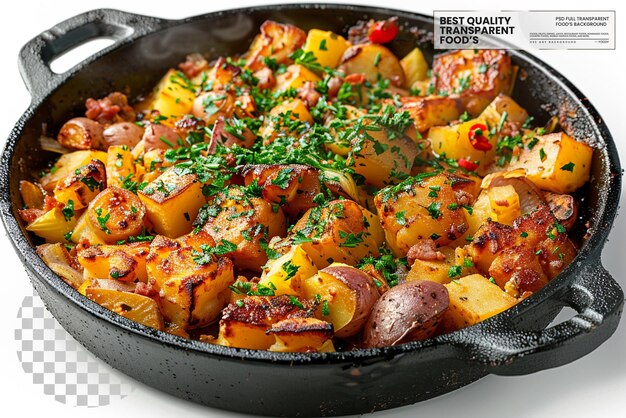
[138,167,206,238]
[507,132,593,194]
[397,96,460,133]
[302,29,350,69]
[375,173,468,256]
[339,43,405,87]
[53,159,106,210]
[246,20,307,71]
[441,274,517,332]
[40,150,107,192]
[199,186,287,272]
[259,245,318,297]
[268,317,334,352]
[290,199,384,268]
[149,69,196,125]
[78,242,150,282]
[431,49,514,115]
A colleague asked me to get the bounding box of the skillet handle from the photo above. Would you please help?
[451,260,623,376]
[18,9,168,102]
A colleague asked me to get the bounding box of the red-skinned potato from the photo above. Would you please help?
[302,263,379,338]
[57,117,105,150]
[103,122,145,148]
[138,123,181,152]
[363,280,449,348]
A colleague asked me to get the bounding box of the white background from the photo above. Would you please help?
[1,1,624,417]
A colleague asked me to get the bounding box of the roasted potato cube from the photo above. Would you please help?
[199,186,287,272]
[363,280,448,347]
[441,274,517,331]
[302,29,350,69]
[26,207,77,243]
[466,220,514,273]
[242,164,321,220]
[350,120,418,189]
[216,295,317,349]
[428,117,497,175]
[150,69,196,124]
[36,243,84,288]
[432,49,514,115]
[401,47,429,88]
[488,245,549,297]
[339,43,405,87]
[479,94,529,133]
[86,288,164,331]
[87,187,147,244]
[40,150,107,192]
[53,159,106,209]
[246,20,307,71]
[487,185,521,226]
[507,132,593,193]
[375,173,468,256]
[290,199,384,268]
[406,246,455,284]
[398,96,461,133]
[274,64,321,93]
[268,317,334,352]
[78,242,150,282]
[259,245,318,297]
[138,167,205,238]
[302,264,379,338]
[259,99,313,144]
[106,145,136,188]
[146,233,235,329]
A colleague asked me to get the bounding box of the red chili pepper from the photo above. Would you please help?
[368,19,399,44]
[458,158,478,171]
[468,123,493,151]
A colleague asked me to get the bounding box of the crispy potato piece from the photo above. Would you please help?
[40,150,107,192]
[274,64,321,93]
[302,264,379,338]
[146,232,235,329]
[78,242,150,282]
[246,20,307,71]
[406,246,455,284]
[302,29,350,69]
[487,185,521,226]
[86,288,164,331]
[479,94,529,134]
[363,280,448,347]
[397,96,461,133]
[106,145,136,188]
[432,49,514,115]
[350,122,418,189]
[216,295,317,349]
[466,220,514,273]
[268,317,334,352]
[200,186,287,272]
[259,245,318,297]
[401,47,429,88]
[242,164,321,220]
[428,117,497,175]
[375,173,468,256]
[290,199,384,268]
[70,211,106,245]
[259,99,313,144]
[138,167,205,238]
[149,69,196,125]
[441,274,517,332]
[339,43,405,87]
[53,159,106,210]
[87,187,146,244]
[507,132,593,193]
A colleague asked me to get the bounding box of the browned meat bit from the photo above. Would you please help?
[297,81,322,108]
[178,53,208,79]
[407,239,446,265]
[85,92,135,124]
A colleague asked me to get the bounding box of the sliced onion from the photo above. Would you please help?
[321,168,364,205]
[40,135,69,154]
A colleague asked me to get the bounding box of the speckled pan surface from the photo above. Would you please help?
[0,4,623,416]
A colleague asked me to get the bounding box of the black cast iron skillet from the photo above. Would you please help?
[0,4,623,417]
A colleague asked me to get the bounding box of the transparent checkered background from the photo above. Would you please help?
[15,290,134,407]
